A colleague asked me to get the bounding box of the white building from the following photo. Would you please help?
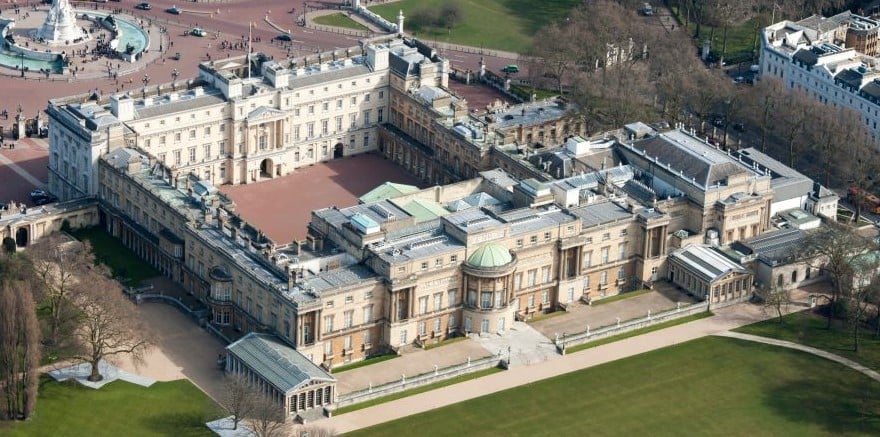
[47,38,450,201]
[760,12,880,140]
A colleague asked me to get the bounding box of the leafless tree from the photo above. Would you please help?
[756,282,792,323]
[531,23,575,94]
[69,270,151,382]
[28,235,94,346]
[844,250,880,352]
[221,374,256,431]
[706,0,756,66]
[246,392,286,437]
[0,280,41,420]
[800,223,873,329]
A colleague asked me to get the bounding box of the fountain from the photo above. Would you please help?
[37,0,88,45]
[0,2,151,77]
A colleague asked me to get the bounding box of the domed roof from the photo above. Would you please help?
[467,243,513,268]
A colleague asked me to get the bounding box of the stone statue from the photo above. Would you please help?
[37,0,87,45]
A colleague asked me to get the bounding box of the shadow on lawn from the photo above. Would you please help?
[144,411,216,437]
[764,378,880,435]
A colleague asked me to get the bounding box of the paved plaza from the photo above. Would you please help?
[220,153,423,244]
[530,285,698,339]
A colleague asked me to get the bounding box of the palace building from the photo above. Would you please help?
[38,37,840,420]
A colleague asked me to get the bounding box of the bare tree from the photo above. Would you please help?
[707,0,756,66]
[221,374,256,431]
[800,223,872,329]
[531,23,575,94]
[246,392,286,437]
[28,235,94,346]
[69,270,151,382]
[0,281,41,420]
[756,282,792,323]
[845,251,880,352]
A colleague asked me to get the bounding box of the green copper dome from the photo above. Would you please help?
[467,243,513,268]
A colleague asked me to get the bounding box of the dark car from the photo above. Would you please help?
[32,196,56,206]
[166,6,181,15]
[275,33,293,42]
[135,2,151,10]
[30,188,47,198]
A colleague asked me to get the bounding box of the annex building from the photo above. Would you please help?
[39,37,839,420]
[761,11,880,139]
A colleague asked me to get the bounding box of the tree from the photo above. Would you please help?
[707,0,756,66]
[1,238,14,254]
[531,23,575,94]
[844,251,880,352]
[800,223,872,329]
[221,374,256,431]
[246,392,285,437]
[28,235,95,346]
[0,281,41,420]
[756,282,791,323]
[69,270,151,382]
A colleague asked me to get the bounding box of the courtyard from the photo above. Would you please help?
[220,153,422,244]
[529,284,698,340]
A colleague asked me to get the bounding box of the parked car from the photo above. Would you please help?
[501,64,520,74]
[135,2,151,10]
[275,33,293,42]
[30,188,47,199]
[32,195,56,206]
[191,27,207,37]
[166,6,181,15]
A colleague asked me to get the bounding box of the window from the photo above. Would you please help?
[308,105,314,114]
[345,295,354,304]
[324,341,332,357]
[433,293,442,311]
[516,239,523,247]
[468,289,477,306]
[494,291,503,308]
[364,330,372,346]
[448,314,456,328]
[344,335,352,352]
[204,126,211,136]
[601,247,610,264]
[160,135,166,145]
[294,125,301,140]
[363,305,373,323]
[324,316,333,333]
[602,232,611,241]
[527,269,537,287]
[419,321,427,336]
[514,273,522,290]
[481,292,492,309]
[450,254,458,263]
[419,296,428,314]
[544,231,552,241]
[350,113,357,128]
[435,258,442,268]
[399,329,407,346]
[174,132,181,142]
[617,267,625,280]
[174,150,181,165]
[144,138,151,148]
[203,144,211,159]
[791,270,798,283]
[528,295,535,308]
[336,99,343,109]
[618,243,627,261]
[421,261,428,271]
[447,289,456,308]
[363,110,371,126]
[365,93,371,102]
[433,318,441,333]
[530,235,538,244]
[322,102,329,111]
[542,291,549,304]
[336,116,343,131]
[189,130,196,139]
[600,271,608,285]
[379,90,384,99]
[344,311,353,329]
[351,96,357,106]
[378,108,384,123]
[307,123,314,138]
[541,266,551,283]
[322,119,329,135]
[583,251,592,268]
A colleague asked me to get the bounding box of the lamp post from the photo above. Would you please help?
[171,69,179,90]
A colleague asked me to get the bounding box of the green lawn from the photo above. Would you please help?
[71,226,159,286]
[735,310,880,371]
[335,367,504,415]
[369,0,581,53]
[313,13,370,31]
[349,337,880,436]
[4,378,222,436]
[670,7,763,64]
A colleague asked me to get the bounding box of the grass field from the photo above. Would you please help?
[369,0,580,53]
[71,226,159,286]
[313,13,369,31]
[670,7,763,64]
[735,310,880,370]
[349,337,880,436]
[3,378,222,436]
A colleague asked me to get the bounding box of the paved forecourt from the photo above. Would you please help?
[220,153,423,245]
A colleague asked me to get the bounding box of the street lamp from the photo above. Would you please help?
[171,69,179,90]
